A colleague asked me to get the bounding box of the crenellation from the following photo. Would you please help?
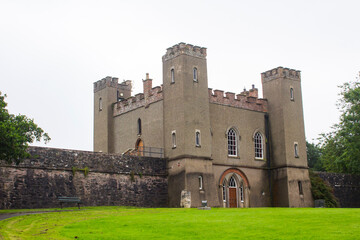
[94,76,119,93]
[162,42,207,61]
[225,92,235,101]
[262,66,301,82]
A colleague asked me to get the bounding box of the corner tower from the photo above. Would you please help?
[94,77,131,153]
[262,67,313,207]
[162,43,219,207]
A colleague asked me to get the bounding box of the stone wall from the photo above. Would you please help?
[317,172,360,208]
[0,147,168,209]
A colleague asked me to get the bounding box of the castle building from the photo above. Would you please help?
[93,43,313,208]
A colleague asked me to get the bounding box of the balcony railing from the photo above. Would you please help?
[123,147,164,158]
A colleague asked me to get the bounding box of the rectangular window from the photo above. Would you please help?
[199,176,203,190]
[171,69,175,83]
[298,181,303,195]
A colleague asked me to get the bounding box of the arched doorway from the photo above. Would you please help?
[135,139,144,156]
[219,168,250,208]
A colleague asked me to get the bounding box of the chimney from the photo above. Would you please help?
[143,73,152,101]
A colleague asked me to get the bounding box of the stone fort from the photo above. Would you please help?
[93,42,313,208]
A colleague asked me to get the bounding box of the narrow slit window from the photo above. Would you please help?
[294,143,299,158]
[222,181,226,202]
[172,131,176,148]
[290,88,294,101]
[199,176,203,190]
[99,97,103,111]
[298,181,303,195]
[171,69,175,83]
[137,118,142,135]
[240,184,244,202]
[195,130,201,147]
[193,67,198,82]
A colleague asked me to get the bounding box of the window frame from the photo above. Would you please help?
[195,129,201,147]
[227,128,238,157]
[294,142,299,158]
[171,68,175,84]
[193,67,198,82]
[254,132,264,160]
[171,130,176,149]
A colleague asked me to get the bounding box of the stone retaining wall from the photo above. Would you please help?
[0,147,168,209]
[317,172,360,208]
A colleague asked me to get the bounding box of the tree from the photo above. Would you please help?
[306,141,324,171]
[0,92,50,164]
[319,78,360,175]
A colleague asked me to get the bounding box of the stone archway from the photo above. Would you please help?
[135,138,144,156]
[219,168,250,208]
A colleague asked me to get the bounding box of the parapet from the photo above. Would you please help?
[162,42,207,61]
[208,86,267,112]
[113,74,163,116]
[94,76,119,93]
[261,67,301,83]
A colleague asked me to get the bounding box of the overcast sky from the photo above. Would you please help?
[1,0,359,151]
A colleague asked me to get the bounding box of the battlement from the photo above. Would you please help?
[162,42,207,61]
[261,66,301,83]
[208,85,267,112]
[94,76,119,92]
[113,74,163,116]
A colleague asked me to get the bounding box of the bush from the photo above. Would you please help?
[309,170,339,208]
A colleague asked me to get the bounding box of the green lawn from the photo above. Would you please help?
[0,207,359,240]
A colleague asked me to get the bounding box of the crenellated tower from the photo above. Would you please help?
[93,77,131,153]
[162,43,220,207]
[262,67,313,207]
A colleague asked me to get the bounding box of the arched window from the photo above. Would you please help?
[229,176,237,187]
[137,118,142,135]
[294,142,299,158]
[290,87,294,101]
[193,67,198,82]
[171,68,175,83]
[99,97,103,111]
[195,130,201,147]
[227,128,237,156]
[172,131,176,148]
[254,132,263,159]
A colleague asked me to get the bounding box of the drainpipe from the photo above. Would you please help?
[265,113,272,206]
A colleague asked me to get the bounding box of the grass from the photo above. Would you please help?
[0,207,359,239]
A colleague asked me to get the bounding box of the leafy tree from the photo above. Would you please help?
[0,92,50,164]
[319,79,360,175]
[306,141,324,171]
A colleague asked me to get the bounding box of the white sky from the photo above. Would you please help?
[1,0,359,151]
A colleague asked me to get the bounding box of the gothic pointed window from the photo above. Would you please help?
[222,181,226,202]
[195,130,201,147]
[229,176,236,187]
[172,131,176,148]
[294,142,299,158]
[254,132,263,159]
[240,183,244,202]
[227,128,237,156]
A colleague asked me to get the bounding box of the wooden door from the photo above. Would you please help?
[136,139,144,156]
[229,188,237,208]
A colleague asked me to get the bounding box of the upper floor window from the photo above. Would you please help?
[172,131,176,148]
[195,130,201,147]
[137,118,142,135]
[294,142,299,158]
[193,67,198,82]
[254,132,263,159]
[290,87,294,101]
[171,69,175,83]
[99,97,103,111]
[227,128,237,156]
